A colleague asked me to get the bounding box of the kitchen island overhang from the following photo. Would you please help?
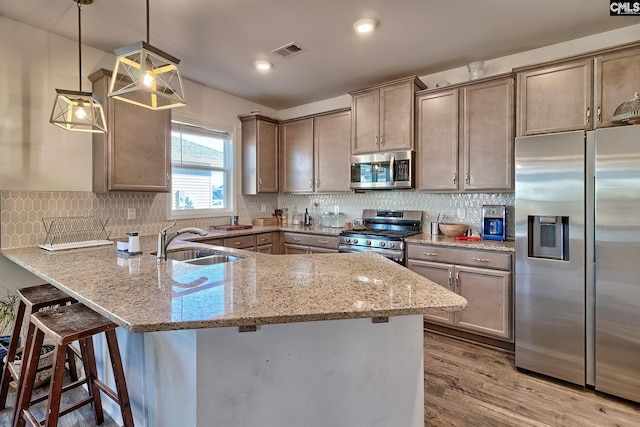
[1,235,467,426]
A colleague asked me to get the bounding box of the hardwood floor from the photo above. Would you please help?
[1,331,638,426]
[424,331,640,426]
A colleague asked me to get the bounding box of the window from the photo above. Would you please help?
[170,121,234,219]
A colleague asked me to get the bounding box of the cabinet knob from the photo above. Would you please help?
[258,178,263,189]
[472,257,491,262]
[597,105,601,122]
[166,173,170,186]
[319,240,328,244]
[453,172,457,184]
[423,252,438,256]
[465,171,470,185]
[379,135,384,147]
[455,271,460,288]
[374,136,379,147]
[586,107,591,123]
[293,237,301,241]
[316,179,320,189]
[448,271,453,287]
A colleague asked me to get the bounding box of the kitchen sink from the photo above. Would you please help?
[154,248,245,265]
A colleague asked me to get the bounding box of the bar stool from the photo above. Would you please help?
[0,284,78,410]
[13,303,134,427]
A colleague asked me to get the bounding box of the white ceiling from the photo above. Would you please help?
[0,0,637,110]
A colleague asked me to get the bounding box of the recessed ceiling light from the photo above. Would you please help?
[353,18,377,34]
[255,60,272,72]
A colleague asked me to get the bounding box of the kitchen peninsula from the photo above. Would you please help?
[0,235,466,427]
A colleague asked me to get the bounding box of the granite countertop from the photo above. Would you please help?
[405,234,515,252]
[0,235,467,333]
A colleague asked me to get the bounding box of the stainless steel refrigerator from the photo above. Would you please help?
[515,124,640,403]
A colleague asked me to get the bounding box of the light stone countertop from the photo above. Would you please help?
[405,233,515,252]
[0,235,467,333]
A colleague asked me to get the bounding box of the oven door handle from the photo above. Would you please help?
[389,155,395,185]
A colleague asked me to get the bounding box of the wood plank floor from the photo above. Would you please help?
[424,331,640,426]
[1,331,638,426]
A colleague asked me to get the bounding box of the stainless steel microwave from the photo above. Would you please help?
[350,151,414,190]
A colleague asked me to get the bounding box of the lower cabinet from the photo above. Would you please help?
[283,232,339,254]
[407,244,513,345]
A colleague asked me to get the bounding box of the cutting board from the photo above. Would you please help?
[213,224,253,231]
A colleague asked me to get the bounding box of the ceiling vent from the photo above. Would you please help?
[271,42,307,58]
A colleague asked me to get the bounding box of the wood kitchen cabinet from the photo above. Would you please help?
[416,75,514,192]
[240,114,279,194]
[280,109,351,193]
[350,76,426,154]
[89,69,171,192]
[407,243,513,346]
[283,232,339,254]
[516,42,640,136]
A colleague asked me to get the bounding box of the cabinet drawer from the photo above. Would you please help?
[223,235,256,249]
[199,238,222,246]
[256,233,273,246]
[283,233,339,250]
[407,244,511,270]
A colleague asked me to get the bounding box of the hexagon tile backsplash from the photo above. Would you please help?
[0,190,513,249]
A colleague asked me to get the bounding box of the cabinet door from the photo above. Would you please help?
[379,81,414,151]
[256,244,272,254]
[309,247,338,254]
[351,90,380,154]
[256,119,279,192]
[454,266,512,341]
[90,69,171,192]
[406,259,455,325]
[284,243,309,254]
[314,110,351,192]
[462,77,514,191]
[280,118,314,193]
[517,59,593,136]
[594,47,640,129]
[415,89,459,191]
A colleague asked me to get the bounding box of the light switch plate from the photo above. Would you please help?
[127,208,136,220]
[457,208,466,219]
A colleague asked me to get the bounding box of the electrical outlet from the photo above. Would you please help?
[261,204,266,213]
[457,208,466,219]
[127,208,136,220]
[334,204,340,214]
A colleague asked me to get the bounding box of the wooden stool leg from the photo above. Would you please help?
[43,344,68,427]
[12,329,44,427]
[105,329,134,427]
[80,337,104,425]
[66,346,78,382]
[0,301,26,409]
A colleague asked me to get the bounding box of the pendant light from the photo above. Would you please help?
[108,0,186,110]
[49,0,107,133]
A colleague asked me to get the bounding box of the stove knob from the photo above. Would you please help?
[353,239,358,244]
[365,240,372,246]
[345,238,351,243]
[388,242,395,249]
[380,241,386,248]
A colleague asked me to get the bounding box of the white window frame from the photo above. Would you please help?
[168,113,236,220]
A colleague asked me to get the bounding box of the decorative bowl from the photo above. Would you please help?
[438,223,468,237]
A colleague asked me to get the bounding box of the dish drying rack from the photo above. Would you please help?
[39,216,112,251]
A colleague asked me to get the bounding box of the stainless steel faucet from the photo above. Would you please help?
[157,222,209,260]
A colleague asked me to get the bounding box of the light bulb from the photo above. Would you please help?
[353,19,377,34]
[74,104,87,120]
[143,71,155,87]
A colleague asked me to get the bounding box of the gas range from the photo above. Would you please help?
[338,209,422,264]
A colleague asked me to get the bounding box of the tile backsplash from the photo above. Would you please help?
[1,190,513,249]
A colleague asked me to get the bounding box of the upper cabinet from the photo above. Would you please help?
[240,114,279,194]
[350,76,426,154]
[89,69,171,193]
[516,43,640,136]
[416,75,514,192]
[280,109,351,193]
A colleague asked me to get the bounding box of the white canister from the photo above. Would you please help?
[127,232,141,253]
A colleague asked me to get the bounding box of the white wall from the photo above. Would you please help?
[279,23,640,120]
[0,16,278,192]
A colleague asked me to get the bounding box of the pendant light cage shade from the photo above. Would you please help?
[108,41,186,110]
[50,90,108,133]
